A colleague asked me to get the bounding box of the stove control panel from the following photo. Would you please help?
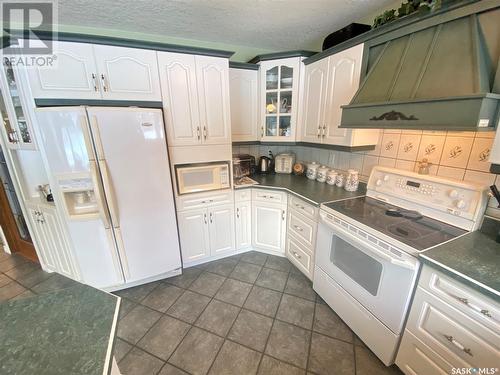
[367,167,488,229]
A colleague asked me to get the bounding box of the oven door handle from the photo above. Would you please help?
[322,215,417,271]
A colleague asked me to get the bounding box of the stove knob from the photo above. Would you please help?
[383,175,390,181]
[456,199,466,209]
[376,179,383,186]
[449,189,459,199]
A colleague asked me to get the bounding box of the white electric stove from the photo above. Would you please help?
[313,166,489,366]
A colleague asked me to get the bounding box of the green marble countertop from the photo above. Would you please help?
[0,283,120,375]
[236,173,367,206]
[420,217,500,301]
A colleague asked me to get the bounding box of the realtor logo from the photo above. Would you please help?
[1,0,56,55]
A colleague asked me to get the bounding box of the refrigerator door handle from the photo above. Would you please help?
[113,227,131,279]
[89,114,105,160]
[90,160,111,229]
[99,160,120,228]
[80,115,96,161]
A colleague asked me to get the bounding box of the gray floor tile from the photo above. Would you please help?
[308,332,355,375]
[204,258,238,277]
[159,363,189,375]
[214,278,252,307]
[167,290,211,324]
[137,315,191,360]
[119,298,137,320]
[141,283,183,312]
[265,320,311,369]
[31,273,77,294]
[13,268,52,288]
[118,347,165,375]
[113,338,133,363]
[0,281,26,302]
[258,355,306,375]
[195,299,240,336]
[355,335,367,347]
[9,289,35,301]
[165,267,203,289]
[313,303,353,343]
[117,304,162,344]
[243,286,282,317]
[208,340,261,375]
[255,267,288,292]
[169,327,224,375]
[189,272,226,297]
[355,346,403,375]
[4,261,39,280]
[284,272,316,301]
[240,251,268,266]
[228,309,273,352]
[264,255,292,273]
[229,262,262,284]
[114,281,161,303]
[276,294,315,329]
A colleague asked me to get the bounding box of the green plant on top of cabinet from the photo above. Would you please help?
[259,57,302,142]
[26,41,161,101]
[229,68,259,142]
[300,44,379,147]
[0,59,36,150]
[158,52,231,147]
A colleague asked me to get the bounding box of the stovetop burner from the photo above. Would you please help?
[323,196,467,251]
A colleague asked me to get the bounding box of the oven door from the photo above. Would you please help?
[175,162,230,195]
[316,212,419,334]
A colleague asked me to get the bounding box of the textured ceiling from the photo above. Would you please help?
[57,0,396,51]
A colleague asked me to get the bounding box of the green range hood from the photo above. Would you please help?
[341,11,500,131]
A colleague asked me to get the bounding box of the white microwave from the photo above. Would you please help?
[174,161,231,195]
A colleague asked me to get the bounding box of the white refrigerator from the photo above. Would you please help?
[36,106,181,289]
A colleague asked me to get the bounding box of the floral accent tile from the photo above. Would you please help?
[417,135,445,165]
[439,136,473,168]
[379,133,401,159]
[397,134,421,161]
[467,137,493,172]
[378,157,396,168]
[463,170,495,186]
[437,166,465,181]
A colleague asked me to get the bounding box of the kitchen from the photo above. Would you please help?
[0,0,499,374]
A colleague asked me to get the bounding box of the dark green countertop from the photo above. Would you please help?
[236,173,367,206]
[0,283,120,375]
[420,217,500,301]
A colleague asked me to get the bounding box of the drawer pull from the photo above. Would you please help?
[236,208,240,219]
[292,251,302,259]
[443,335,473,357]
[293,225,303,232]
[295,203,305,210]
[282,210,285,221]
[456,297,492,318]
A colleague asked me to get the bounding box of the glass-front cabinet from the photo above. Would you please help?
[0,58,36,150]
[259,57,301,142]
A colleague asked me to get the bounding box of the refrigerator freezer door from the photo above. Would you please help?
[36,107,124,288]
[87,107,181,282]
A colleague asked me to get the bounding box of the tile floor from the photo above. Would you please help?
[113,252,404,375]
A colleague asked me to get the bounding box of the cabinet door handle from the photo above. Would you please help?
[261,126,264,138]
[293,251,302,259]
[293,224,303,232]
[91,73,99,92]
[456,297,492,318]
[322,124,326,138]
[204,213,207,224]
[443,335,473,356]
[236,208,240,218]
[295,203,305,210]
[100,74,108,92]
[282,210,285,221]
[197,126,201,140]
[203,126,207,140]
[209,212,213,223]
[317,126,321,138]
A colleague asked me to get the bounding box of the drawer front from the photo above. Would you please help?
[289,195,318,219]
[234,189,251,202]
[286,236,313,279]
[419,265,500,334]
[288,210,317,250]
[252,189,287,205]
[407,287,500,368]
[177,190,233,211]
[396,330,453,375]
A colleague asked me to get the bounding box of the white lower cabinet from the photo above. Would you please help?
[235,200,252,250]
[177,198,235,264]
[252,200,287,254]
[396,265,500,373]
[26,203,79,279]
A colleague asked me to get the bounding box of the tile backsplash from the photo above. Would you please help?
[232,129,500,218]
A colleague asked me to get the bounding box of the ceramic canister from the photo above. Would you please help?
[344,169,360,192]
[326,169,338,185]
[306,162,319,180]
[316,165,329,183]
[335,173,345,187]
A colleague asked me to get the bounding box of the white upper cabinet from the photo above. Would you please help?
[259,57,301,142]
[229,68,258,142]
[300,44,379,147]
[158,52,231,146]
[93,45,161,101]
[26,41,161,101]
